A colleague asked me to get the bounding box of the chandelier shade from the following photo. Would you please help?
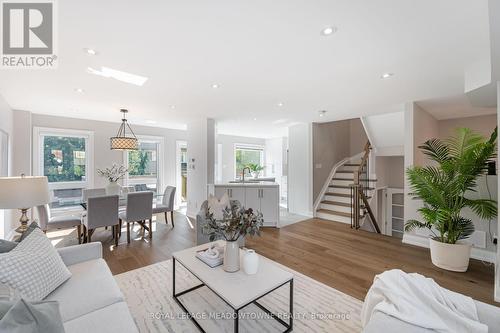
[110,109,138,150]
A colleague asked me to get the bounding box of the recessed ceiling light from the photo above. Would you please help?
[170,105,176,109]
[87,66,148,86]
[277,102,284,107]
[253,118,257,121]
[212,83,219,89]
[319,110,327,117]
[74,88,84,93]
[321,26,337,36]
[84,48,97,55]
[381,73,394,79]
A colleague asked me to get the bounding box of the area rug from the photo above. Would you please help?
[115,260,363,333]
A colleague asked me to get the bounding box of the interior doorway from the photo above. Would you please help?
[176,141,188,211]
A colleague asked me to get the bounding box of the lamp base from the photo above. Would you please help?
[15,208,30,234]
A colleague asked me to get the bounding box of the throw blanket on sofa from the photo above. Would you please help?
[361,269,487,333]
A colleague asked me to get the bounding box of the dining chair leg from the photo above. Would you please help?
[127,222,131,243]
[114,224,119,247]
[77,225,81,244]
[170,211,174,228]
[82,225,87,243]
[164,212,168,225]
[149,219,153,239]
[88,228,93,243]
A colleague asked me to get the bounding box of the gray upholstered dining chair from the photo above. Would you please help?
[35,205,83,244]
[119,191,153,243]
[152,186,176,227]
[82,188,106,202]
[82,195,119,246]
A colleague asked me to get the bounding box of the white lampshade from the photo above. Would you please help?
[0,176,50,209]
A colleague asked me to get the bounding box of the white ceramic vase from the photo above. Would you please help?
[105,181,121,196]
[223,241,240,273]
[429,238,471,272]
[242,249,259,275]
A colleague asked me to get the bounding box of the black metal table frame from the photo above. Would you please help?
[172,258,293,333]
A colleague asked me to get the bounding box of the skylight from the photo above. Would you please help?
[87,66,148,86]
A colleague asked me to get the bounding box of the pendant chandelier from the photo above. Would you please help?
[110,109,138,150]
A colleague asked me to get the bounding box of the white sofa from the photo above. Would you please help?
[44,242,138,333]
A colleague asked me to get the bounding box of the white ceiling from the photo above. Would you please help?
[417,94,496,120]
[0,0,491,138]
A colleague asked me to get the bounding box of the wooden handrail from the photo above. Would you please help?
[351,141,381,233]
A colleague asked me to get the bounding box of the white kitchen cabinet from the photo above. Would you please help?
[208,183,280,227]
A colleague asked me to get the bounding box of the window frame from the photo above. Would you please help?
[33,127,94,199]
[123,135,164,193]
[233,143,265,180]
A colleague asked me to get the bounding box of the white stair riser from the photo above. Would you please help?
[327,187,351,195]
[320,203,363,214]
[331,179,354,187]
[340,165,360,171]
[324,195,351,203]
[335,173,355,180]
[316,213,351,224]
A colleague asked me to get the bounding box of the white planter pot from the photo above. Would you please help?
[242,249,259,275]
[105,182,121,196]
[429,238,471,272]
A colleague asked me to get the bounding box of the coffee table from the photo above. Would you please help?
[172,241,294,333]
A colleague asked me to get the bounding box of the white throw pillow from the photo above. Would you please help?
[0,228,71,301]
[207,193,230,220]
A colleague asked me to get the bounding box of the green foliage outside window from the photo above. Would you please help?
[43,136,86,182]
[235,148,262,178]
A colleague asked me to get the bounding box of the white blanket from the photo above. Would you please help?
[361,269,487,333]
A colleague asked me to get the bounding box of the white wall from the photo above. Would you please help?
[288,123,313,216]
[362,111,405,156]
[216,134,265,183]
[0,94,13,239]
[496,81,500,302]
[265,137,286,200]
[186,118,215,217]
[29,113,186,190]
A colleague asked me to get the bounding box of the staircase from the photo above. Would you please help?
[315,142,380,232]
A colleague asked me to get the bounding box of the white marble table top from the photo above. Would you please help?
[172,241,293,309]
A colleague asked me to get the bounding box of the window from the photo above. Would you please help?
[234,145,264,179]
[125,137,163,194]
[34,127,94,206]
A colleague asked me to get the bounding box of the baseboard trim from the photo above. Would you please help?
[403,234,497,264]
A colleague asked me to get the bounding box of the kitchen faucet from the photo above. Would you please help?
[242,166,251,183]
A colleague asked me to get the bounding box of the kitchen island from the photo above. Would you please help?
[207,182,280,227]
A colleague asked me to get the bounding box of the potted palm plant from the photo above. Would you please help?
[405,127,497,272]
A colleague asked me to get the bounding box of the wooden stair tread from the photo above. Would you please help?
[321,200,365,208]
[332,177,378,181]
[329,185,375,190]
[344,163,360,166]
[336,170,355,173]
[325,193,372,199]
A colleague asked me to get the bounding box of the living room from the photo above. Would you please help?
[1,1,500,332]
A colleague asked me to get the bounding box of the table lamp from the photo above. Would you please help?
[0,175,50,233]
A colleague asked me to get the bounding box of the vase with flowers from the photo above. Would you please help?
[203,202,263,272]
[97,164,128,195]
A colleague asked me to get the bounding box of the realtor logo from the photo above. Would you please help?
[1,0,57,68]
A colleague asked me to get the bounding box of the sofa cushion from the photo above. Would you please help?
[0,228,71,301]
[63,301,138,333]
[0,240,17,253]
[0,299,65,333]
[45,258,124,322]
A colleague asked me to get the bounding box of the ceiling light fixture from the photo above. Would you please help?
[381,72,394,79]
[212,83,219,89]
[84,48,97,55]
[87,66,148,86]
[110,109,138,150]
[253,118,257,121]
[319,110,327,117]
[277,102,284,107]
[74,88,84,93]
[321,26,337,36]
[170,105,176,109]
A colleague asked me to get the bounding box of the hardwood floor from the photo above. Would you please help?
[53,213,497,306]
[247,218,497,305]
